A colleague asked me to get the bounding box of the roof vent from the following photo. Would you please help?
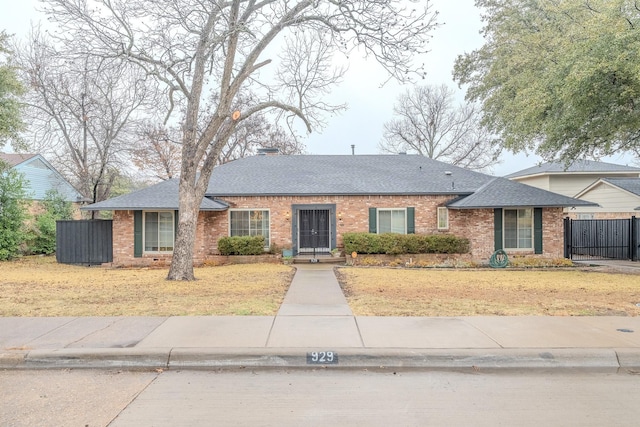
[445,171,452,176]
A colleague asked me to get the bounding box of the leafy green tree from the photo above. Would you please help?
[454,0,640,162]
[41,189,74,220]
[28,189,74,255]
[0,160,28,260]
[28,213,57,255]
[0,31,24,149]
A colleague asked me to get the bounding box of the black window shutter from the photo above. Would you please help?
[494,208,503,251]
[406,207,415,234]
[369,207,377,233]
[134,211,143,258]
[534,208,543,254]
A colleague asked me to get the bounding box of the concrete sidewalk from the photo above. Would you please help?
[2,264,640,371]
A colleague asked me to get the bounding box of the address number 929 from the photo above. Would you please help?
[306,351,338,364]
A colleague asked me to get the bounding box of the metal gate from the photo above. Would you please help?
[564,217,639,261]
[298,209,331,254]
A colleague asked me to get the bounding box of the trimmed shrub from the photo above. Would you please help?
[29,212,57,255]
[343,232,469,255]
[218,235,266,255]
[27,189,74,255]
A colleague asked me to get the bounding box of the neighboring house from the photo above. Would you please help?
[84,154,595,267]
[0,153,84,217]
[572,178,640,219]
[0,153,83,202]
[506,160,640,219]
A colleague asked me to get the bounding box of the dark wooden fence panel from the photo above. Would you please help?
[564,216,639,261]
[56,220,113,265]
[633,217,639,262]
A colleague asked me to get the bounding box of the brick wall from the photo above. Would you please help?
[566,211,638,220]
[220,194,455,249]
[542,207,565,258]
[112,210,136,266]
[112,210,217,267]
[110,197,567,266]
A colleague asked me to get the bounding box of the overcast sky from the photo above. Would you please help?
[1,0,636,176]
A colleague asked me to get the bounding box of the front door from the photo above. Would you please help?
[298,209,331,254]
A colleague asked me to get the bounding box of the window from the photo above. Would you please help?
[504,208,533,250]
[229,210,270,247]
[144,211,174,252]
[378,209,406,234]
[437,207,449,230]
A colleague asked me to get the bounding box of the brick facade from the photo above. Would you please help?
[110,196,566,267]
[565,211,638,220]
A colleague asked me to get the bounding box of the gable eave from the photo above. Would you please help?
[576,178,640,200]
[206,190,472,198]
[447,201,599,210]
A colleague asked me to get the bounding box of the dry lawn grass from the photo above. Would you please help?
[0,256,294,316]
[337,267,640,316]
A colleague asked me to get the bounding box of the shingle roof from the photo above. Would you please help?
[84,154,593,211]
[602,178,640,197]
[82,178,228,211]
[446,177,598,209]
[206,155,493,196]
[0,153,38,167]
[505,160,640,178]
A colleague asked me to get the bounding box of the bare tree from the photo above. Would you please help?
[44,0,440,280]
[217,114,306,164]
[15,30,155,215]
[380,84,500,171]
[132,105,306,182]
[131,123,182,181]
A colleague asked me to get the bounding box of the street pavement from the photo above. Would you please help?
[2,263,640,371]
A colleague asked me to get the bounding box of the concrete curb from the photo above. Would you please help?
[615,348,640,370]
[1,348,170,370]
[3,347,639,371]
[169,348,623,371]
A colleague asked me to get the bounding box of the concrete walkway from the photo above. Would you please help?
[2,264,640,371]
[277,264,353,316]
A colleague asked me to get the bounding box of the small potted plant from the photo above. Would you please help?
[331,248,341,257]
[282,255,294,265]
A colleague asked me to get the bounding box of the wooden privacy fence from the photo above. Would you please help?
[564,217,639,261]
[56,220,113,265]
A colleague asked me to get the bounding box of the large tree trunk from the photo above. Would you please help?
[167,175,201,281]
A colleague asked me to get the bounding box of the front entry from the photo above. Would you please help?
[291,204,337,255]
[299,209,331,254]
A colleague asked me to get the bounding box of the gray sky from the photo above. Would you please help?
[1,0,636,176]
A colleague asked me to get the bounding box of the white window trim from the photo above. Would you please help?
[437,207,449,230]
[377,208,407,234]
[228,208,271,248]
[503,208,533,251]
[143,210,175,254]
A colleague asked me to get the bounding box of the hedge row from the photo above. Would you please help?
[343,232,469,255]
[218,235,266,255]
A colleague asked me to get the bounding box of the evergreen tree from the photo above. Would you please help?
[0,160,28,260]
